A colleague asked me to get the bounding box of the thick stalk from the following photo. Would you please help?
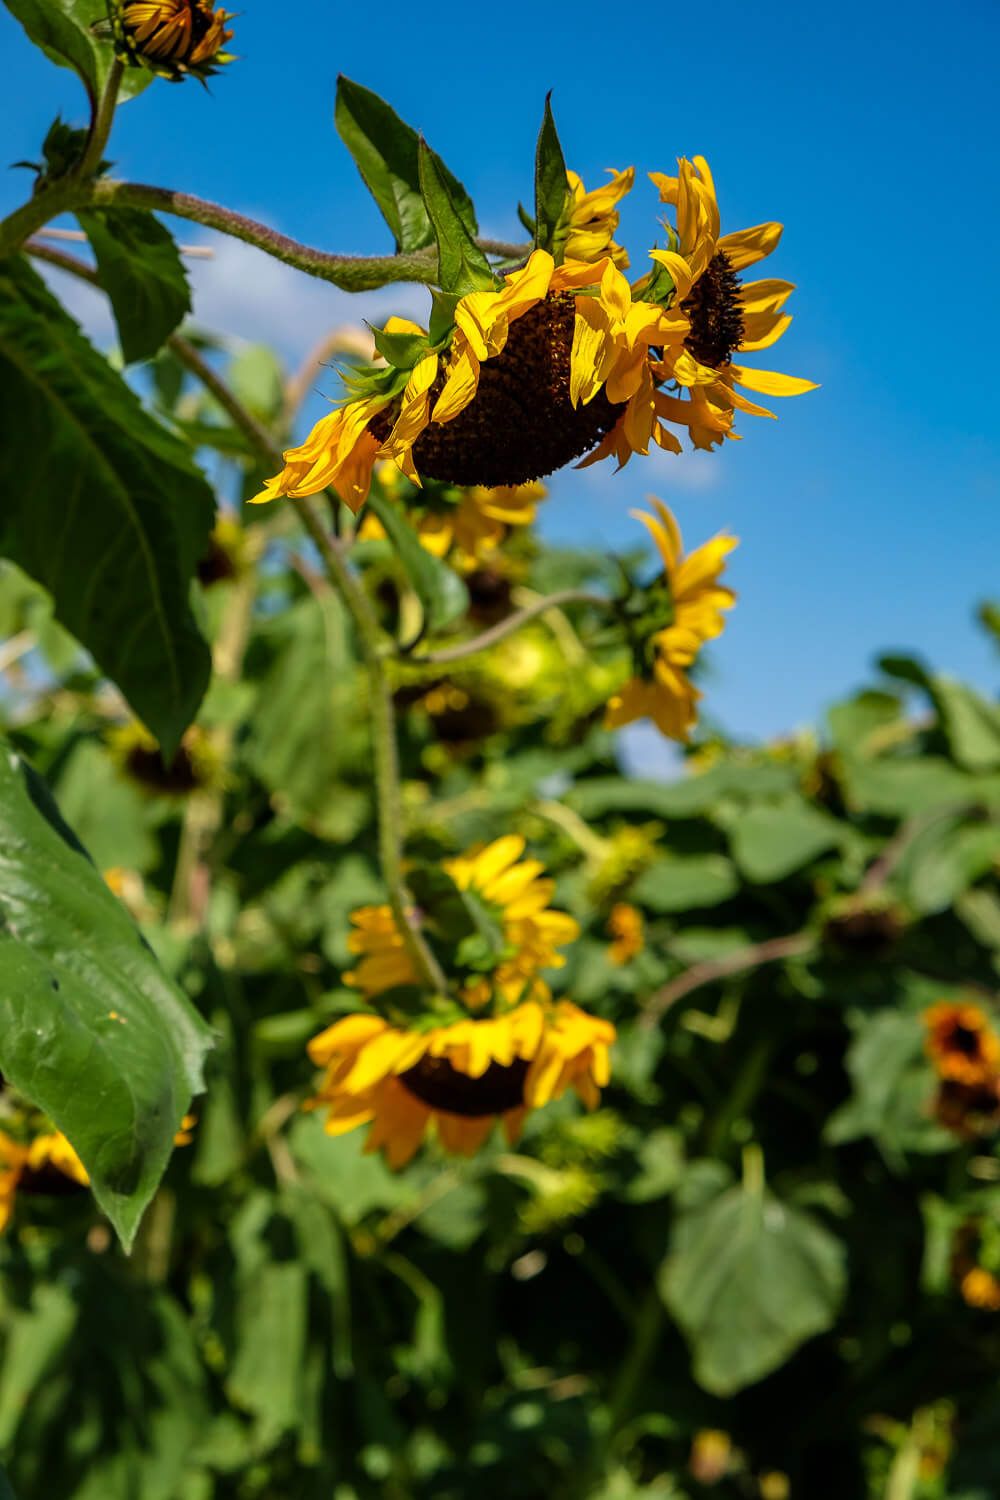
[78,58,125,179]
[161,335,448,995]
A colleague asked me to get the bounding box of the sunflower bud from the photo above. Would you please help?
[110,0,235,81]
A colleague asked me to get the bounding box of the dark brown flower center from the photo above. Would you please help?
[126,743,200,794]
[681,251,745,369]
[949,1024,985,1058]
[19,1164,88,1198]
[371,294,624,487]
[399,1054,529,1116]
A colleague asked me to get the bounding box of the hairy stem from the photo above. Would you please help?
[408,589,609,666]
[78,57,124,179]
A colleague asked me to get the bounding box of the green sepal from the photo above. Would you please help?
[517,202,537,237]
[369,324,431,372]
[417,138,496,297]
[339,360,408,402]
[533,93,571,263]
[634,256,677,308]
[335,76,478,254]
[428,289,461,347]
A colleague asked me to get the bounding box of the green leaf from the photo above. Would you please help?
[630,854,738,912]
[0,1282,77,1448]
[567,764,798,821]
[77,207,191,364]
[729,798,842,882]
[225,343,286,423]
[0,1466,17,1500]
[2,0,151,103]
[827,689,902,756]
[825,1010,949,1157]
[0,743,213,1247]
[933,676,1000,772]
[0,256,213,753]
[366,491,469,639]
[417,138,496,296]
[227,1261,309,1442]
[659,1174,846,1395]
[841,756,970,816]
[533,94,570,259]
[335,76,477,253]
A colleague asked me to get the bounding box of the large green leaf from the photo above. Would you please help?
[335,76,477,253]
[630,854,738,912]
[77,207,191,364]
[3,0,151,102]
[0,256,213,753]
[729,797,842,882]
[417,138,496,297]
[366,491,469,640]
[0,743,213,1247]
[659,1171,846,1395]
[566,764,798,821]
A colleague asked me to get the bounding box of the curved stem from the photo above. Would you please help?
[408,589,610,666]
[640,930,815,1029]
[78,57,124,180]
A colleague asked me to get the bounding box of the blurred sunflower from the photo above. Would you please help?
[307,1001,613,1168]
[924,1001,1000,1086]
[607,499,737,741]
[312,835,614,1164]
[110,0,234,80]
[107,721,226,797]
[0,1130,89,1232]
[607,902,645,965]
[359,477,546,564]
[961,1266,1000,1311]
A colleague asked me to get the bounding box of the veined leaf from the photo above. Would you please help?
[366,490,468,640]
[335,76,477,253]
[417,139,496,297]
[3,0,152,103]
[0,255,213,753]
[0,743,213,1247]
[77,207,191,364]
[534,94,570,260]
[660,1171,846,1395]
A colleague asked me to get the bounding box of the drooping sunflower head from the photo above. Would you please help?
[111,0,235,80]
[924,1001,1000,1087]
[606,499,737,742]
[310,835,614,1165]
[251,92,814,515]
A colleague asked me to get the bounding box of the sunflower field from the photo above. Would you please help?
[1,6,1000,1499]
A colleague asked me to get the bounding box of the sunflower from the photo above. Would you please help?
[0,1130,89,1233]
[606,499,737,742]
[307,1000,614,1168]
[359,476,546,564]
[924,1001,1000,1086]
[961,1266,1000,1311]
[112,0,234,79]
[607,902,644,965]
[563,167,634,268]
[251,155,812,510]
[107,720,226,797]
[314,835,614,1164]
[346,834,580,1010]
[639,155,818,450]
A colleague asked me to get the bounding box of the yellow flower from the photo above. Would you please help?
[607,500,737,742]
[607,903,644,965]
[689,1430,733,1484]
[924,1001,1000,1086]
[359,478,546,563]
[116,0,234,79]
[306,1000,614,1168]
[346,834,580,1010]
[961,1266,1000,1311]
[564,167,634,268]
[252,164,812,508]
[0,1130,89,1233]
[643,155,817,448]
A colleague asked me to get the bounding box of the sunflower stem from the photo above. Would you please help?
[406,589,610,666]
[77,57,124,181]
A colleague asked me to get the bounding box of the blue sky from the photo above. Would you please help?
[2,0,997,750]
